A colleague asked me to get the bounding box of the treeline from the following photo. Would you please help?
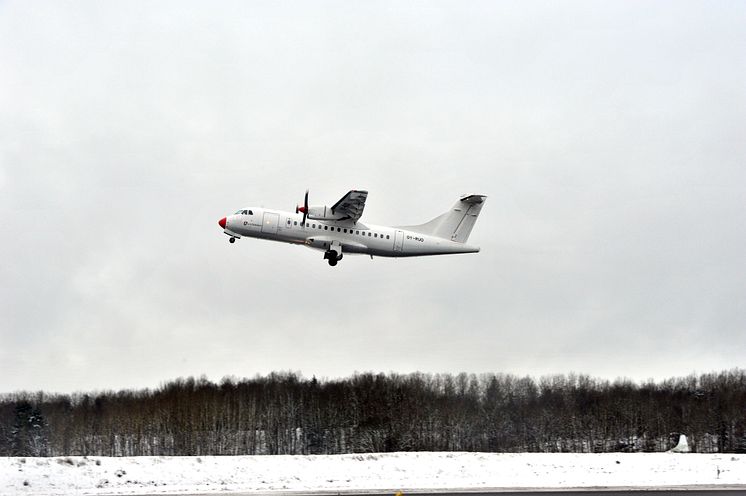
[2,370,745,456]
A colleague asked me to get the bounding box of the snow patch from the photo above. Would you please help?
[668,434,691,453]
[0,452,744,495]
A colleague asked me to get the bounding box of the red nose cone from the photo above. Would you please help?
[218,217,226,229]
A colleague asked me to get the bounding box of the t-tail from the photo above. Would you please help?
[403,194,487,242]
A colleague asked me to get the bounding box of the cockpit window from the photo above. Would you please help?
[248,210,253,215]
[234,209,253,215]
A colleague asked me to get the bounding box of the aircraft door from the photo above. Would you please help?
[261,212,279,234]
[394,230,404,252]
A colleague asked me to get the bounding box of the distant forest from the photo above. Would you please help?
[2,370,745,456]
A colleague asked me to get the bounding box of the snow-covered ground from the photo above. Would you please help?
[2,452,745,495]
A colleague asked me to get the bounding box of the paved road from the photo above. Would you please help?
[375,491,746,495]
[163,489,746,496]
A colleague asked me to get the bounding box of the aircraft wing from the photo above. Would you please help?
[331,190,368,223]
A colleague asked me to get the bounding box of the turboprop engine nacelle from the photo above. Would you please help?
[305,205,347,221]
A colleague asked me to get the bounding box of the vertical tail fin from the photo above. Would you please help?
[402,194,487,243]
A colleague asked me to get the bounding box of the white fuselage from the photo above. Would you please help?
[222,208,480,258]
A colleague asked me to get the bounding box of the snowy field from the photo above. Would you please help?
[2,452,745,495]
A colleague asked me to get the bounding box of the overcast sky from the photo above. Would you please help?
[2,1,745,393]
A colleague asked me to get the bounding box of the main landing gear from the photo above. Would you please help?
[324,250,342,266]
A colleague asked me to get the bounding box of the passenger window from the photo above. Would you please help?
[386,235,390,239]
[324,225,328,230]
[343,229,347,233]
[374,233,377,238]
[294,221,298,225]
[368,232,371,237]
[312,224,316,228]
[356,230,360,235]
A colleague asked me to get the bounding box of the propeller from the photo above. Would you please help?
[296,189,309,225]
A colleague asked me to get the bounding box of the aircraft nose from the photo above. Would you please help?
[218,217,226,229]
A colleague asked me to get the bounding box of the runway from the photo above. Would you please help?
[169,488,746,496]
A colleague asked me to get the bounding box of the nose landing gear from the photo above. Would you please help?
[229,237,236,244]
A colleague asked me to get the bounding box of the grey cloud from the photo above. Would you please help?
[1,0,745,392]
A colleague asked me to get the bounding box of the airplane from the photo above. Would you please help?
[217,190,486,266]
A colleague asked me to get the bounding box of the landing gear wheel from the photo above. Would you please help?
[229,237,236,244]
[324,250,340,266]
